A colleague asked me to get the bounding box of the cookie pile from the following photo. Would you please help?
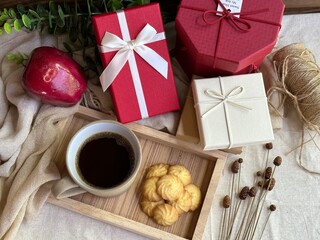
[140,163,201,226]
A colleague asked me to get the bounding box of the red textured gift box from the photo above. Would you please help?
[92,3,180,123]
[175,0,284,77]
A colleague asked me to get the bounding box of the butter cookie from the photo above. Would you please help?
[168,164,192,186]
[141,177,162,202]
[156,174,184,201]
[169,190,192,214]
[153,203,179,226]
[184,184,201,211]
[140,198,164,217]
[146,163,169,179]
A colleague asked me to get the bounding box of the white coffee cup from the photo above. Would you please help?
[66,120,142,198]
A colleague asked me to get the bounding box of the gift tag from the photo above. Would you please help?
[217,0,243,17]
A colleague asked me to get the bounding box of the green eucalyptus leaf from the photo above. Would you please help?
[49,1,58,16]
[6,52,16,61]
[8,8,16,18]
[57,5,65,26]
[4,22,12,34]
[63,42,73,55]
[17,4,27,15]
[0,0,151,78]
[48,11,53,28]
[0,14,9,22]
[22,14,32,29]
[54,25,65,35]
[141,0,150,4]
[127,0,150,7]
[36,4,48,17]
[29,9,40,19]
[16,53,25,64]
[13,19,21,31]
[56,18,65,28]
[107,0,123,11]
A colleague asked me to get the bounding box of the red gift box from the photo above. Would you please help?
[174,0,284,77]
[92,3,180,123]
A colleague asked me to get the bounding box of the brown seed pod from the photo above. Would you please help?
[257,180,264,187]
[256,171,262,177]
[269,204,277,211]
[223,195,231,208]
[239,186,250,200]
[231,161,240,173]
[265,142,273,150]
[238,158,243,164]
[264,178,276,191]
[264,167,272,179]
[273,156,282,166]
[248,187,257,197]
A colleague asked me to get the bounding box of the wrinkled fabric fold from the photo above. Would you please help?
[0,30,79,240]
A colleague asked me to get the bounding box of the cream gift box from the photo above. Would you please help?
[192,73,274,150]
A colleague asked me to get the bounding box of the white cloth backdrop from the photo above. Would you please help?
[12,13,320,240]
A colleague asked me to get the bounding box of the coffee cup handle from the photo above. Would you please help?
[52,175,86,199]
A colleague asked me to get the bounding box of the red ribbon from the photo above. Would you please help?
[179,0,282,70]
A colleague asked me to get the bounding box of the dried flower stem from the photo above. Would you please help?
[235,187,257,240]
[257,205,277,240]
[264,143,273,174]
[227,186,249,239]
[218,209,226,240]
[219,195,231,240]
[244,187,268,239]
[218,152,281,240]
[227,200,242,239]
[227,161,240,234]
[227,174,237,234]
[246,144,273,234]
[241,177,269,239]
[234,197,254,240]
[237,158,243,193]
[247,165,279,240]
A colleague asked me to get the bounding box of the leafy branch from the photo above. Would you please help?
[0,1,149,36]
[6,52,29,66]
[1,0,150,81]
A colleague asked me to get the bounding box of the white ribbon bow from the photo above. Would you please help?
[99,23,168,92]
[201,86,252,118]
[195,77,253,148]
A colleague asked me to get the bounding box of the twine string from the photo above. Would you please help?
[267,43,320,173]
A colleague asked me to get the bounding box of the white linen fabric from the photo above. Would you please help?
[0,12,319,240]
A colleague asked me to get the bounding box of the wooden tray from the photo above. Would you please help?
[48,106,228,240]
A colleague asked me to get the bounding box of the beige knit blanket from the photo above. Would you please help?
[0,30,80,239]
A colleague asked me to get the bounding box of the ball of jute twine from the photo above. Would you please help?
[267,43,320,173]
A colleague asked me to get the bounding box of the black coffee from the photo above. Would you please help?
[77,132,135,189]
